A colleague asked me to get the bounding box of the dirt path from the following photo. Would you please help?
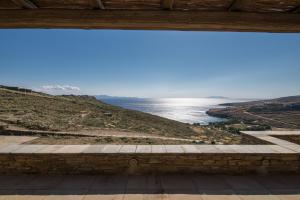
[87,133,196,142]
[66,129,196,142]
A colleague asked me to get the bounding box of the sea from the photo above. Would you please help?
[97,97,250,125]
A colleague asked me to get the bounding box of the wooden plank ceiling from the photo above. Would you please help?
[0,0,299,32]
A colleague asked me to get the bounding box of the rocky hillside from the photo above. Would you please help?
[0,86,196,138]
[207,95,300,129]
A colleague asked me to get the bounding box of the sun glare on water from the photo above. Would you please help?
[146,98,231,124]
[156,98,225,107]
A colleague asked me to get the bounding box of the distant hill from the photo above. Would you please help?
[221,95,300,107]
[0,85,46,96]
[207,95,300,129]
[0,86,196,138]
[206,96,228,99]
[95,95,142,100]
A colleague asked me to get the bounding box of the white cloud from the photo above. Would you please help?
[38,85,81,95]
[41,85,80,91]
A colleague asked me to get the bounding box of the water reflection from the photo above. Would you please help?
[99,97,247,125]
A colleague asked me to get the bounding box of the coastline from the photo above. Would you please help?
[97,97,239,125]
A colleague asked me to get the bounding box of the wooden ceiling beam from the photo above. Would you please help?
[161,0,174,10]
[90,0,105,9]
[228,0,238,11]
[11,0,38,9]
[0,10,299,33]
[292,5,300,13]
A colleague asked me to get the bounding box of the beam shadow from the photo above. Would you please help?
[0,174,299,196]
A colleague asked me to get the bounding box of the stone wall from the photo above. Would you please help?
[0,153,299,174]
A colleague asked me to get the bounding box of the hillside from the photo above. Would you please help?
[0,86,273,145]
[220,95,300,107]
[0,86,196,138]
[207,95,300,129]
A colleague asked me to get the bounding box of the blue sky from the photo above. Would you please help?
[0,29,299,98]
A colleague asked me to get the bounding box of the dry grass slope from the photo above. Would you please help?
[0,87,196,138]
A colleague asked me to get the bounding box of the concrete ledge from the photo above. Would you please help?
[0,144,299,154]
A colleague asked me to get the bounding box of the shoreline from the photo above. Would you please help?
[99,97,236,125]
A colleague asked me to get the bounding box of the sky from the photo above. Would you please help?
[0,29,299,99]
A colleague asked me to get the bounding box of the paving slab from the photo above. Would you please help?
[55,175,95,190]
[181,145,201,153]
[238,194,281,200]
[135,145,152,153]
[201,194,242,200]
[0,144,24,153]
[126,175,149,191]
[90,175,128,191]
[101,145,122,153]
[268,145,297,154]
[145,175,162,192]
[215,145,238,153]
[195,145,222,153]
[82,145,106,153]
[123,194,147,200]
[223,176,267,191]
[276,174,300,189]
[16,175,63,190]
[0,175,36,190]
[84,193,124,200]
[119,145,137,153]
[151,145,166,153]
[264,131,300,136]
[229,145,255,153]
[160,174,197,191]
[53,145,90,153]
[167,194,203,200]
[43,190,86,200]
[193,175,232,190]
[36,145,68,154]
[0,190,50,200]
[276,195,300,200]
[0,143,12,151]
[280,145,300,153]
[0,175,299,199]
[254,175,297,190]
[242,131,268,137]
[12,145,48,153]
[240,145,279,154]
[165,145,184,153]
[256,136,295,146]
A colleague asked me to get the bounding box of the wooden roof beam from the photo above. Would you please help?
[0,10,300,33]
[11,0,38,9]
[292,5,300,13]
[228,0,238,11]
[161,0,174,10]
[91,0,105,9]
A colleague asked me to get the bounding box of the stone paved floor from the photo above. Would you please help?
[0,174,300,200]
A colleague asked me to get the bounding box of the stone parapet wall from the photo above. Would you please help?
[0,153,299,174]
[0,131,300,175]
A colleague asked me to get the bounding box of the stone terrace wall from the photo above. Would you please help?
[1,131,300,175]
[0,153,299,174]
